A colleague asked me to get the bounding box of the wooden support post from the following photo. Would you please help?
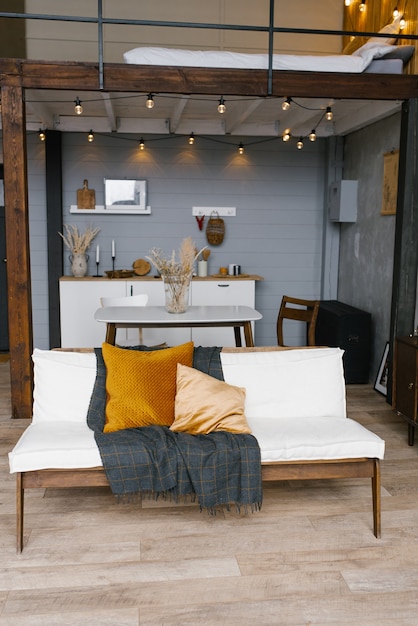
[1,84,33,418]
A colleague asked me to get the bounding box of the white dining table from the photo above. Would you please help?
[94,305,263,347]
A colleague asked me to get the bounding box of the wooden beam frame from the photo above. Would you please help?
[0,57,417,417]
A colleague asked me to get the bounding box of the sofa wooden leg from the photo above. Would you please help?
[16,472,24,553]
[372,459,381,538]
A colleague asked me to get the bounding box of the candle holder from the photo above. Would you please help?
[112,256,115,272]
[95,260,101,277]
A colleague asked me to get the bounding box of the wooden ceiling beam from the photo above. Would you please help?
[1,59,417,101]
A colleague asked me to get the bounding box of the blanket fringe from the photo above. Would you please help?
[115,491,262,515]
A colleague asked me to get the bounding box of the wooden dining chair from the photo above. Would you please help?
[100,294,149,345]
[276,295,320,346]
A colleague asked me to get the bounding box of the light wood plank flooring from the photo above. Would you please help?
[1,360,418,625]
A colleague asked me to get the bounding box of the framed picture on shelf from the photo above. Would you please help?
[374,342,389,396]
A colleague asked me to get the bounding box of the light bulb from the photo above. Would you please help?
[87,130,94,143]
[400,16,406,30]
[218,97,226,114]
[188,132,195,145]
[282,129,291,142]
[393,7,399,18]
[38,129,46,142]
[326,106,333,121]
[139,138,145,150]
[359,1,365,12]
[344,0,351,6]
[238,142,244,155]
[309,129,316,142]
[74,97,83,115]
[146,93,154,109]
[282,97,292,111]
[297,138,304,150]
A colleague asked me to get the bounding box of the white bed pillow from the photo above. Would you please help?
[220,348,346,420]
[368,16,401,45]
[353,42,398,64]
[32,349,97,424]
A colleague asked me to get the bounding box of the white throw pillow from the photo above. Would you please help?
[220,348,346,420]
[32,349,97,424]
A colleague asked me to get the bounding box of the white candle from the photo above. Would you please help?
[111,240,115,258]
[96,244,100,263]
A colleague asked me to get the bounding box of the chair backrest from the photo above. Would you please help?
[276,295,320,346]
[100,294,149,308]
[100,293,149,345]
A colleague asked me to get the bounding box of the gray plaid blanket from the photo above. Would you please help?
[87,346,262,511]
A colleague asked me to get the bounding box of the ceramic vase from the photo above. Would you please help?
[70,253,88,277]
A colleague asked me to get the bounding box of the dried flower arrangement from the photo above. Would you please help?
[147,237,207,313]
[59,224,100,253]
[147,237,206,278]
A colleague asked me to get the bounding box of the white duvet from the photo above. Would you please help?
[123,43,397,73]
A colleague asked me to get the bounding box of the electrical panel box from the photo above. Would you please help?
[329,180,358,223]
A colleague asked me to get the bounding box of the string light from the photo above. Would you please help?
[297,137,304,150]
[344,0,351,6]
[217,97,226,114]
[393,7,399,18]
[188,132,195,145]
[74,97,83,115]
[87,130,94,142]
[282,129,291,142]
[282,97,292,111]
[326,106,333,121]
[146,93,154,109]
[359,1,366,12]
[139,137,145,150]
[309,129,317,142]
[238,142,245,154]
[38,129,46,142]
[400,15,406,30]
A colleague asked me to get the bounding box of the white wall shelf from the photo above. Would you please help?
[70,205,151,214]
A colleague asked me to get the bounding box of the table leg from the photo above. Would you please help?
[243,321,254,347]
[233,326,242,347]
[105,323,117,345]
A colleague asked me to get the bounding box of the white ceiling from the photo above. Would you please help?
[25,88,402,140]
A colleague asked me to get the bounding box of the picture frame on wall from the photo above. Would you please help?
[381,150,399,216]
[374,342,389,396]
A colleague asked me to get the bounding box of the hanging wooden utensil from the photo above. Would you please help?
[77,179,96,210]
[206,211,225,245]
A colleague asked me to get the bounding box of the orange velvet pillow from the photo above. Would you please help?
[171,363,251,435]
[102,342,194,432]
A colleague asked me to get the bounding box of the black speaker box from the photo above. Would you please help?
[315,300,372,384]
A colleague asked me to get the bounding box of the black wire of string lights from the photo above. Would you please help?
[29,92,334,151]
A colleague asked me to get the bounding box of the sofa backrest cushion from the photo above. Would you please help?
[220,348,346,420]
[32,349,97,424]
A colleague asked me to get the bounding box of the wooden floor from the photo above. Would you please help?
[1,361,418,625]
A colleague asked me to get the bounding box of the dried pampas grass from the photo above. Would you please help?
[59,224,100,253]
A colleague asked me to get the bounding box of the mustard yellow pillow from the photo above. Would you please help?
[102,342,194,432]
[170,363,251,435]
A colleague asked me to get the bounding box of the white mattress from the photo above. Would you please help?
[123,44,398,74]
[8,416,384,473]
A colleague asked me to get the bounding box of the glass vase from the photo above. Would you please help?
[163,274,191,313]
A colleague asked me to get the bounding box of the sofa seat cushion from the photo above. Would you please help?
[8,422,103,473]
[252,416,385,462]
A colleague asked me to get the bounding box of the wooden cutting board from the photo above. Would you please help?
[77,179,96,209]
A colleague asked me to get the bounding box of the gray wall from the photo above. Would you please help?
[56,132,326,348]
[338,113,400,381]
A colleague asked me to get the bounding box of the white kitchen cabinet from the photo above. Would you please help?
[191,280,256,346]
[60,280,125,347]
[60,276,261,348]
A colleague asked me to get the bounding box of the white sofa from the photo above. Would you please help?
[9,346,385,553]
